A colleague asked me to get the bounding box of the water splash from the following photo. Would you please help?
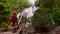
[17,13,23,25]
[17,0,39,27]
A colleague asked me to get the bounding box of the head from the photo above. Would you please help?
[10,10,16,16]
[13,11,17,15]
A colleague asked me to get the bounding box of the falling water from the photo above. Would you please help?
[17,0,39,27]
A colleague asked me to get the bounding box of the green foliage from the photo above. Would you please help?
[4,0,31,12]
[0,2,10,23]
[53,9,60,25]
[32,0,60,32]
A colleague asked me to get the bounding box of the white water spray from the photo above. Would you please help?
[17,0,39,27]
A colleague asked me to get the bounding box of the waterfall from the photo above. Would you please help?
[17,0,39,27]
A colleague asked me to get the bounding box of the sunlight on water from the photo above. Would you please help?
[27,0,36,5]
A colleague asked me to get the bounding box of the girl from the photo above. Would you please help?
[8,11,19,33]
